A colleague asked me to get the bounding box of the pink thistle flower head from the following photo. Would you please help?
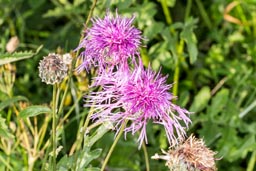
[86,66,191,148]
[76,10,142,73]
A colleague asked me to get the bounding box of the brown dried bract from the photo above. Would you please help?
[152,135,218,171]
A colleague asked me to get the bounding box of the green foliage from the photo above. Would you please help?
[0,0,256,170]
[57,122,111,171]
[0,45,42,65]
[0,96,28,110]
[19,105,52,118]
[0,115,14,139]
[180,17,198,64]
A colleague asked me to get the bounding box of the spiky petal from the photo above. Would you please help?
[85,66,191,148]
[76,11,142,73]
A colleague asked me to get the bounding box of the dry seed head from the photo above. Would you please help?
[152,135,217,171]
[38,53,68,85]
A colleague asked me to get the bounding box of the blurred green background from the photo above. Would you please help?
[1,0,256,170]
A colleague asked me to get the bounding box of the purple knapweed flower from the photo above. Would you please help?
[76,10,142,73]
[86,66,191,148]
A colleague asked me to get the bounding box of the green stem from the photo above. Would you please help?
[185,0,192,20]
[70,104,94,156]
[142,142,150,171]
[195,0,211,29]
[6,153,10,171]
[84,121,113,148]
[253,12,256,39]
[247,150,256,171]
[159,0,181,100]
[55,85,61,114]
[172,60,180,99]
[7,108,12,124]
[70,1,98,169]
[83,106,94,134]
[100,120,127,171]
[86,121,103,132]
[37,116,50,151]
[235,3,251,35]
[52,85,57,171]
[58,80,70,116]
[58,94,83,127]
[41,141,51,171]
[82,0,98,36]
[172,40,184,100]
[0,154,13,171]
[160,0,172,25]
[239,99,256,118]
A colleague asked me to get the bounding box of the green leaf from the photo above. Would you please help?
[0,96,28,111]
[189,86,211,113]
[57,122,111,170]
[85,167,100,171]
[0,45,42,65]
[74,0,87,7]
[180,18,198,64]
[166,0,176,7]
[57,155,74,171]
[144,21,164,39]
[216,126,239,160]
[19,105,51,118]
[43,7,67,18]
[0,116,14,139]
[229,135,256,160]
[76,148,102,170]
[198,120,221,145]
[240,122,256,134]
[57,148,102,171]
[162,27,178,63]
[208,88,229,118]
[84,121,113,148]
[0,91,8,102]
[28,0,45,9]
[0,152,14,170]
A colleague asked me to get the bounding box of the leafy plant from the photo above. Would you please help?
[1,0,256,171]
